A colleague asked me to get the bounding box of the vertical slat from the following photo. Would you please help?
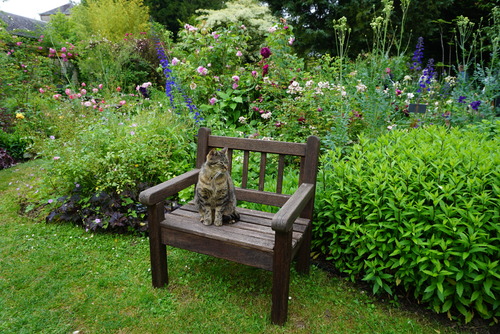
[149,201,168,288]
[227,148,233,173]
[242,150,249,188]
[259,152,267,191]
[276,154,285,194]
[298,156,305,185]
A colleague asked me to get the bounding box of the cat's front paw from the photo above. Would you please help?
[214,219,223,227]
[200,216,212,226]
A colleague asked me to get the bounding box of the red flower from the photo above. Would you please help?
[260,47,272,59]
[262,64,269,76]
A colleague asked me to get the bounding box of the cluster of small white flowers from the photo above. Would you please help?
[286,81,303,94]
[333,84,347,97]
[444,76,457,86]
[317,81,330,89]
[238,116,247,124]
[405,92,414,104]
[403,75,412,82]
[355,81,367,92]
[261,112,272,119]
[305,80,315,88]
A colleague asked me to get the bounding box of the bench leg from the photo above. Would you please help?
[148,202,168,287]
[296,224,312,275]
[271,230,292,325]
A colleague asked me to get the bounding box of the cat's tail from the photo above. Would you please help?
[223,211,240,224]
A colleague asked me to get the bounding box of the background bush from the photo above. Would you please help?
[313,124,500,323]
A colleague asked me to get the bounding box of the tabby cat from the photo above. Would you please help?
[194,147,240,226]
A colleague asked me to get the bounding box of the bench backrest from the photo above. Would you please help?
[195,128,320,218]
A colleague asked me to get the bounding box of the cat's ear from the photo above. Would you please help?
[220,147,228,155]
[206,148,217,160]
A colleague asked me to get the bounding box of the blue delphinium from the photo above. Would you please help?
[470,100,481,111]
[417,58,435,93]
[153,34,202,122]
[410,37,424,71]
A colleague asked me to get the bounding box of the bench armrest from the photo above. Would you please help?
[139,169,200,206]
[271,183,315,233]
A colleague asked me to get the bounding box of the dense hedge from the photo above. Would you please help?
[313,123,500,323]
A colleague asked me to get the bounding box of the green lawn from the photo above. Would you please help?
[0,161,486,333]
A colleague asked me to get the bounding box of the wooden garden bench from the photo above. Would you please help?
[139,127,320,325]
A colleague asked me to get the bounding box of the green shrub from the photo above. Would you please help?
[35,107,197,231]
[0,130,30,160]
[313,125,500,323]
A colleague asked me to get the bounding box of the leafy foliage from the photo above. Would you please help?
[71,0,150,43]
[313,125,500,323]
[144,0,225,36]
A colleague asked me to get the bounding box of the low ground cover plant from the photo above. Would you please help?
[313,124,500,323]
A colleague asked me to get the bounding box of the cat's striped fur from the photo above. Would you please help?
[194,147,239,226]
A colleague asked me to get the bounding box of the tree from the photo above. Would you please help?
[71,0,150,42]
[143,0,225,36]
[264,0,494,60]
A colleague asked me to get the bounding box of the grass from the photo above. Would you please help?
[0,161,491,333]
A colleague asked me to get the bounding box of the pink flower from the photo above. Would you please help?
[80,89,87,95]
[61,47,67,52]
[232,83,239,89]
[65,88,71,95]
[92,88,99,93]
[236,51,243,57]
[385,68,391,74]
[49,48,56,54]
[232,75,240,82]
[116,86,122,92]
[251,71,257,77]
[53,156,60,160]
[212,32,220,39]
[98,84,103,89]
[288,37,295,45]
[184,24,198,32]
[16,41,22,46]
[39,88,45,93]
[53,94,62,100]
[83,101,92,107]
[197,66,208,75]
[81,82,86,87]
[119,100,126,106]
[209,97,217,105]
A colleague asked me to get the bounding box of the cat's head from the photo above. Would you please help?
[206,147,229,170]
